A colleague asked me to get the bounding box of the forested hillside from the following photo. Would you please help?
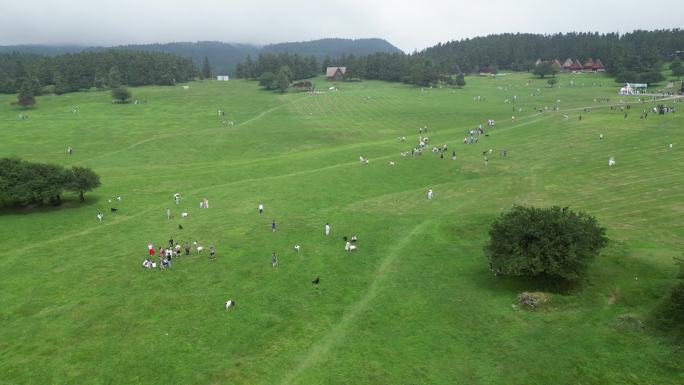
[0,50,197,94]
[0,38,402,77]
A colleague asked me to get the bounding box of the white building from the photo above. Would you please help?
[216,75,230,81]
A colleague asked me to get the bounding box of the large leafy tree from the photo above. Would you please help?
[532,62,556,79]
[64,166,101,202]
[0,158,101,207]
[484,205,608,283]
[259,72,276,90]
[111,87,131,103]
[275,65,292,92]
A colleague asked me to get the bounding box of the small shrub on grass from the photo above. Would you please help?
[515,292,550,311]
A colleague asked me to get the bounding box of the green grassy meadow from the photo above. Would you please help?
[1,72,683,385]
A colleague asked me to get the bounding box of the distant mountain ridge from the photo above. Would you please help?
[0,38,402,75]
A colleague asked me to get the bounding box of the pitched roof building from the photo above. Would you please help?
[326,67,347,81]
[562,58,574,69]
[592,58,606,72]
[570,59,584,71]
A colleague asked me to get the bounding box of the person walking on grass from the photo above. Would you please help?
[325,223,331,237]
[272,220,277,232]
[209,244,216,260]
[96,212,103,223]
[166,248,173,268]
[184,242,191,256]
[258,202,264,215]
[427,188,433,200]
[166,208,172,220]
[272,252,278,267]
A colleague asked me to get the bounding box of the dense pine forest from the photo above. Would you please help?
[0,50,197,94]
[236,29,683,87]
[1,30,682,95]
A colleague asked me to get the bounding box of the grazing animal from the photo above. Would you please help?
[312,276,320,285]
[345,242,357,252]
[178,224,183,230]
[389,161,395,166]
[224,300,236,309]
[294,244,300,252]
[193,241,203,254]
[181,212,189,218]
[110,207,118,212]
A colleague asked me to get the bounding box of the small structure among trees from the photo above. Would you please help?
[216,75,230,81]
[592,58,606,72]
[570,59,584,71]
[326,67,347,81]
[546,57,605,73]
[562,58,574,71]
[619,83,648,95]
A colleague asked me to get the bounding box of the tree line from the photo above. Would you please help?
[235,29,683,88]
[235,53,319,81]
[237,51,466,88]
[0,158,100,207]
[0,49,197,95]
[420,30,683,81]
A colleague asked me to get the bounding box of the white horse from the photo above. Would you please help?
[345,242,357,252]
[224,300,236,309]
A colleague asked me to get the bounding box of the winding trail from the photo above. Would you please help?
[278,220,431,385]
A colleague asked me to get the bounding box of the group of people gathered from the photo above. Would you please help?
[142,239,215,271]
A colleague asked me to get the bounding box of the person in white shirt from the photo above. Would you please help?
[427,188,433,200]
[325,223,331,236]
[258,202,264,214]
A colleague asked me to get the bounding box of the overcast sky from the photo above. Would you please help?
[1,0,681,52]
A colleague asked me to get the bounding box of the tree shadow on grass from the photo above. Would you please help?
[468,264,579,296]
[0,195,103,216]
[469,242,679,299]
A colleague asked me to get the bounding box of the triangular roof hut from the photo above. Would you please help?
[583,58,595,69]
[535,58,543,66]
[562,58,574,69]
[592,58,605,71]
[570,59,583,71]
[326,67,347,81]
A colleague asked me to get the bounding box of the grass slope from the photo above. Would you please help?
[0,73,683,385]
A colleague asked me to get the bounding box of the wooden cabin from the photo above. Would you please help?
[326,67,347,81]
[592,58,606,72]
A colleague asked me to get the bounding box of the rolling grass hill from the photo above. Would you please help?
[0,73,682,385]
